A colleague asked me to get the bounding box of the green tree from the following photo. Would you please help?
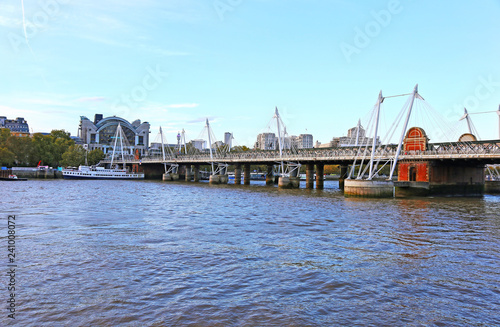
[87,148,105,165]
[5,136,33,166]
[0,128,11,146]
[50,130,74,166]
[61,145,85,167]
[232,145,250,152]
[31,130,75,167]
[0,147,15,166]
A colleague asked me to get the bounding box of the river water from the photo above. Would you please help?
[1,179,499,326]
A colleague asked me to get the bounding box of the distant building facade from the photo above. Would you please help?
[0,116,30,136]
[255,133,277,150]
[190,139,206,151]
[297,134,313,149]
[224,132,233,149]
[78,114,150,155]
[315,121,379,148]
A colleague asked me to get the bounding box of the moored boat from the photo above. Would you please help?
[62,165,144,180]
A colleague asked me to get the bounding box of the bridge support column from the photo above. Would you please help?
[219,166,229,184]
[244,164,251,185]
[306,163,314,189]
[193,165,200,182]
[289,166,300,188]
[234,164,242,185]
[185,165,192,182]
[316,164,324,189]
[266,165,274,186]
[339,165,348,190]
[278,165,300,189]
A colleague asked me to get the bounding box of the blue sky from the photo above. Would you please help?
[1,0,500,146]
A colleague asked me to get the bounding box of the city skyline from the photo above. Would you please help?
[1,0,500,147]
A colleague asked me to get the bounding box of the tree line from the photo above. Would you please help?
[0,129,104,167]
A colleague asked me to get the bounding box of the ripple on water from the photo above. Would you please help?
[2,179,500,326]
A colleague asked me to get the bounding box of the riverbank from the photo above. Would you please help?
[2,167,63,179]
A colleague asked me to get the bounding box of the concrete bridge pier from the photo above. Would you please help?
[244,164,251,185]
[234,164,242,185]
[185,165,192,182]
[316,164,324,190]
[193,165,200,182]
[279,166,300,189]
[266,165,274,186]
[485,181,500,193]
[306,163,314,189]
[171,165,179,181]
[162,171,172,181]
[219,166,229,184]
[209,174,220,184]
[339,165,348,190]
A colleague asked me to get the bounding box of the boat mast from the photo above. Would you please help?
[368,91,383,180]
[110,123,120,168]
[118,124,126,169]
[389,84,419,180]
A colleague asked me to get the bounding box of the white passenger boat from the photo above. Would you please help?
[62,165,144,179]
[62,123,144,180]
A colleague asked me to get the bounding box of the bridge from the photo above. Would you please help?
[100,85,500,197]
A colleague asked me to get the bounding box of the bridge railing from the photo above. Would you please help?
[100,141,500,164]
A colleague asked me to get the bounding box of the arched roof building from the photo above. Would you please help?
[79,114,150,155]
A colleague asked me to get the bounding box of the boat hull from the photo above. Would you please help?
[62,175,144,180]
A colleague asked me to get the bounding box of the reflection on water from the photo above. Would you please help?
[2,179,499,326]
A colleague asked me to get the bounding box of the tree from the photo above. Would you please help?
[5,136,33,166]
[50,130,74,166]
[87,149,105,165]
[61,145,85,167]
[232,145,250,152]
[0,128,11,146]
[0,147,15,166]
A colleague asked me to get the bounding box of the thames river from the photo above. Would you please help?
[2,179,499,326]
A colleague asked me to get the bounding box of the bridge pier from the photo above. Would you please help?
[306,163,314,189]
[185,165,192,182]
[244,164,251,185]
[339,165,348,190]
[316,164,324,190]
[279,166,300,189]
[485,181,500,194]
[171,165,179,181]
[394,160,485,197]
[234,164,242,185]
[266,165,274,186]
[193,165,200,182]
[220,166,229,184]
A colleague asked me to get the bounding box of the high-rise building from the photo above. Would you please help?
[190,139,206,151]
[297,134,314,149]
[224,132,233,149]
[255,133,277,150]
